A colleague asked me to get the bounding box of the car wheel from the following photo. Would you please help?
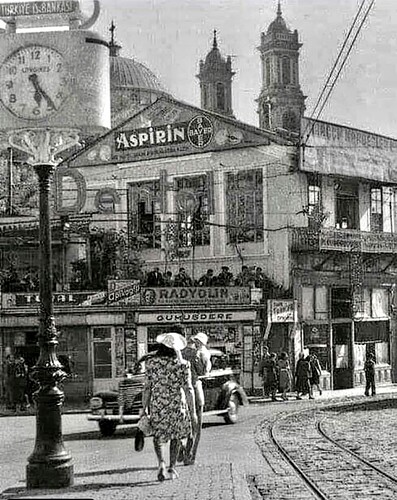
[224,393,239,424]
[99,421,117,437]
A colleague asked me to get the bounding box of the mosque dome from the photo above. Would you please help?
[107,26,171,126]
[110,55,168,94]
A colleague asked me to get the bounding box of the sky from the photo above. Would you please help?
[4,0,397,138]
[92,0,396,139]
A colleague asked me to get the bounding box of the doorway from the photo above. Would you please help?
[332,323,353,389]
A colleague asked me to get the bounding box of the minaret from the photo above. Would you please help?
[257,1,305,133]
[197,30,235,117]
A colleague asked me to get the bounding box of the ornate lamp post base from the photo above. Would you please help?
[26,387,74,488]
[9,128,80,489]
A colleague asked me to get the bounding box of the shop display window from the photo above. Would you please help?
[92,327,113,379]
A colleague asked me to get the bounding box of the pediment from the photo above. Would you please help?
[67,96,284,167]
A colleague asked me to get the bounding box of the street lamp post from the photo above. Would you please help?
[9,127,80,489]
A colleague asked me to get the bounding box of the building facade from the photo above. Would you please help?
[0,5,396,403]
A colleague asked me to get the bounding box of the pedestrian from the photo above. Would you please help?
[197,269,215,287]
[4,354,15,410]
[146,267,164,287]
[181,331,212,465]
[12,355,29,411]
[173,267,193,287]
[295,352,313,400]
[258,346,270,398]
[215,266,234,286]
[163,270,174,287]
[278,351,292,401]
[266,353,279,401]
[364,353,376,396]
[140,332,197,481]
[309,352,323,396]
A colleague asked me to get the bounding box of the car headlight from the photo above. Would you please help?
[90,397,103,410]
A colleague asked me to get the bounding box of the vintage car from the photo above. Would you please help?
[88,350,248,437]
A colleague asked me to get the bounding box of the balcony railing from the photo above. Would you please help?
[291,227,397,254]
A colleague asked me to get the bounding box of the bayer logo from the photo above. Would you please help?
[187,115,214,148]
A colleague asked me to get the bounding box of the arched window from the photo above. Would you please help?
[282,57,291,85]
[262,103,271,129]
[265,58,271,87]
[216,82,225,110]
[282,110,299,132]
[202,84,209,108]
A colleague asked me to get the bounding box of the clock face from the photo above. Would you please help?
[0,45,70,121]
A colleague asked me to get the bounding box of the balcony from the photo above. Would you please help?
[290,227,397,254]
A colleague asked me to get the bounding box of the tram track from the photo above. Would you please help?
[269,408,397,500]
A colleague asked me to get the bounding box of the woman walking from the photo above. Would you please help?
[309,353,322,396]
[140,332,197,481]
[295,352,313,400]
[265,352,279,401]
[278,352,292,401]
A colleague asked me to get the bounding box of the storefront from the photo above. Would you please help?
[137,286,261,391]
[299,283,392,390]
[0,284,264,402]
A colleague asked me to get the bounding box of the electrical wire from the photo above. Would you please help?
[302,0,376,146]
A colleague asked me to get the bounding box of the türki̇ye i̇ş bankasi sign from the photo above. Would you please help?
[114,115,214,151]
[0,1,78,17]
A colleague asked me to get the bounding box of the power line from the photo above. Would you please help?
[302,0,376,146]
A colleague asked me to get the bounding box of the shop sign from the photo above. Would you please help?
[141,287,251,306]
[138,310,257,324]
[269,299,297,323]
[2,291,106,308]
[108,280,140,305]
[114,115,214,153]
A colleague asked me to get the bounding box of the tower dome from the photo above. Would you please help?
[257,1,305,133]
[267,1,289,34]
[197,30,235,118]
[108,22,170,126]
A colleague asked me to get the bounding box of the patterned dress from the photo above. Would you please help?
[146,356,192,443]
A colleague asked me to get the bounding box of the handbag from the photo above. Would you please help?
[134,429,145,452]
[135,415,152,452]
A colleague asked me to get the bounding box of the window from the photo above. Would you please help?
[203,84,209,108]
[92,327,112,379]
[227,169,263,243]
[216,82,225,111]
[331,287,351,318]
[129,180,161,248]
[370,187,382,232]
[301,286,328,320]
[176,175,210,247]
[282,57,291,85]
[261,101,271,129]
[335,181,359,229]
[282,110,299,132]
[265,58,271,86]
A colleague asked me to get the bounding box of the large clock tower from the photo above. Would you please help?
[257,1,305,133]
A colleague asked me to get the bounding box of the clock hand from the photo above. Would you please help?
[28,74,57,111]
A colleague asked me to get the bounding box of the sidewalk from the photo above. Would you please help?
[1,462,252,500]
[248,382,397,404]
